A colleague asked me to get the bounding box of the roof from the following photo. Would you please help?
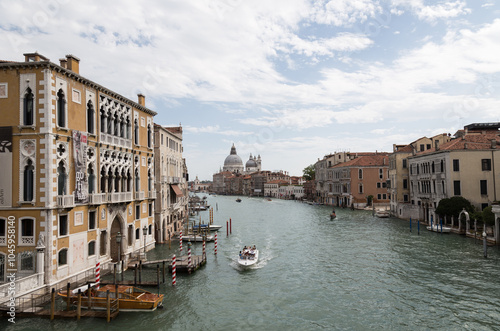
[416,132,500,155]
[332,153,389,168]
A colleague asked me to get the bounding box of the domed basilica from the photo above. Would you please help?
[222,144,261,174]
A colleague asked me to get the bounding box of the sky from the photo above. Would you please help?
[1,0,500,181]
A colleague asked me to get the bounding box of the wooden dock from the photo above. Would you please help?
[169,255,206,274]
[6,308,119,320]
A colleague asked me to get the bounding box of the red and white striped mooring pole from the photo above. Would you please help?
[172,255,176,286]
[203,239,206,259]
[179,230,183,252]
[95,261,100,289]
[214,232,218,255]
[187,242,192,269]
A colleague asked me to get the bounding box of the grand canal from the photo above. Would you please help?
[5,194,500,330]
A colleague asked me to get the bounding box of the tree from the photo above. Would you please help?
[435,196,474,218]
[482,206,495,225]
[303,164,315,181]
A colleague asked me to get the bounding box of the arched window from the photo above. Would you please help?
[440,160,444,172]
[107,111,113,134]
[148,170,152,191]
[57,89,66,128]
[126,117,131,139]
[57,161,66,195]
[114,114,119,136]
[100,167,107,193]
[87,101,95,134]
[147,124,152,148]
[23,159,34,201]
[134,119,139,145]
[23,87,34,126]
[358,169,363,179]
[135,168,140,192]
[58,249,68,266]
[88,164,95,194]
[100,107,106,133]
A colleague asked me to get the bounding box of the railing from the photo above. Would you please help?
[100,132,132,149]
[135,191,145,200]
[56,194,75,208]
[105,192,133,203]
[148,190,156,199]
[89,193,105,204]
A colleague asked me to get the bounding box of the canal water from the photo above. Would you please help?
[5,194,500,330]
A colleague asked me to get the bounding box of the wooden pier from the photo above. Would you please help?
[169,255,206,274]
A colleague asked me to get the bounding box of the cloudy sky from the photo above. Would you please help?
[2,0,500,180]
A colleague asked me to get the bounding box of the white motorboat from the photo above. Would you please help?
[181,234,215,242]
[426,224,451,233]
[192,224,223,231]
[375,210,390,218]
[238,246,259,267]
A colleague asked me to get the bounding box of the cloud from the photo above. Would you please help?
[391,0,471,22]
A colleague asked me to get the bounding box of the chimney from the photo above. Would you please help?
[435,140,439,151]
[138,94,145,106]
[65,54,80,74]
[59,58,67,69]
[23,52,49,62]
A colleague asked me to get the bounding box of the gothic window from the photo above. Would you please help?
[107,111,112,134]
[126,117,131,139]
[135,168,140,192]
[107,168,113,193]
[147,124,152,148]
[114,114,119,136]
[57,89,66,128]
[358,169,363,179]
[87,101,95,134]
[100,167,107,193]
[23,159,34,201]
[148,170,152,191]
[57,161,67,195]
[88,164,95,194]
[100,107,106,133]
[134,119,139,145]
[23,87,34,126]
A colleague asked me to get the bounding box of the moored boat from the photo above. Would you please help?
[427,224,451,233]
[57,284,164,312]
[375,210,390,218]
[238,246,259,267]
[192,224,222,231]
[182,233,215,242]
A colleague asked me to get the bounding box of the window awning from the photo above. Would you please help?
[171,184,184,197]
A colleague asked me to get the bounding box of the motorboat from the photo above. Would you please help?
[330,212,336,219]
[375,210,390,218]
[182,233,215,242]
[427,224,451,233]
[57,284,164,312]
[192,224,222,231]
[236,198,242,202]
[238,246,259,267]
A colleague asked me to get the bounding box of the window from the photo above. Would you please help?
[480,180,487,195]
[23,87,34,126]
[358,169,363,179]
[148,224,152,235]
[377,194,381,200]
[0,218,5,239]
[382,182,387,188]
[100,231,107,255]
[453,159,460,171]
[57,161,67,195]
[128,225,133,246]
[135,169,140,192]
[57,89,66,128]
[88,241,95,256]
[379,169,383,179]
[59,215,68,236]
[147,125,152,148]
[148,203,153,217]
[88,164,95,194]
[20,218,34,245]
[89,210,96,230]
[100,110,106,133]
[440,160,444,172]
[420,144,424,152]
[402,159,407,168]
[453,180,461,196]
[87,101,95,134]
[403,194,409,202]
[359,184,363,194]
[382,194,387,199]
[23,159,34,201]
[377,182,381,188]
[58,249,68,266]
[431,162,435,173]
[135,205,140,219]
[482,159,492,171]
[403,179,408,189]
[481,203,489,211]
[135,228,140,240]
[426,144,431,150]
[134,119,139,145]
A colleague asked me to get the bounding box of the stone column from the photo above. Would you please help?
[36,234,45,285]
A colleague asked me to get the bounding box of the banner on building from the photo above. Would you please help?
[0,127,12,207]
[73,130,89,204]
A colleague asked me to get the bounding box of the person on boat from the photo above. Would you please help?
[252,245,256,250]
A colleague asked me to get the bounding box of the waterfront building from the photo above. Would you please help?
[264,180,288,197]
[189,176,211,192]
[315,152,352,204]
[408,123,500,230]
[388,134,451,219]
[329,153,390,208]
[154,124,188,243]
[0,52,156,294]
[303,180,316,201]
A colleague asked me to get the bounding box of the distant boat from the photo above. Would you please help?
[375,210,390,218]
[182,233,215,242]
[236,198,242,202]
[238,246,259,268]
[330,212,336,219]
[267,198,272,201]
[427,224,451,233]
[192,224,222,231]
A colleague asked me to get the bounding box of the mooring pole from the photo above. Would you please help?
[134,264,137,286]
[77,289,82,320]
[418,220,420,235]
[410,217,412,232]
[50,288,55,320]
[230,218,232,234]
[66,282,71,311]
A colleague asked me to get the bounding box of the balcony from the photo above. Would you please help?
[106,192,133,203]
[135,191,145,200]
[89,193,106,205]
[148,190,157,199]
[100,132,132,149]
[56,194,75,208]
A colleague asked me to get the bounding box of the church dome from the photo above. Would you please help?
[224,144,243,167]
[246,157,257,168]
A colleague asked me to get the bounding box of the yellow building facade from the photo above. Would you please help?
[0,52,156,295]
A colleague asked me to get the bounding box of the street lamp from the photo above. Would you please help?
[116,231,122,271]
[143,225,148,260]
